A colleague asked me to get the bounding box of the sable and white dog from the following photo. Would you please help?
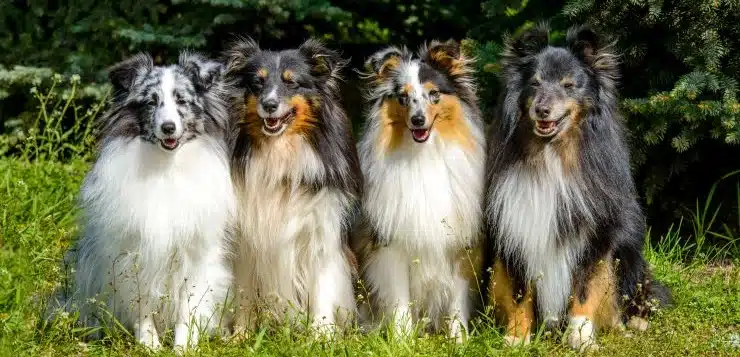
[352,41,486,342]
[224,39,362,335]
[68,52,235,351]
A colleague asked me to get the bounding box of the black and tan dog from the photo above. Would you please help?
[224,38,362,336]
[484,25,671,351]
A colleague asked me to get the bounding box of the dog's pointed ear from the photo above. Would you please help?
[422,39,470,76]
[365,47,404,77]
[224,37,260,76]
[179,51,223,92]
[566,25,601,64]
[299,38,348,91]
[108,53,153,93]
[507,23,550,58]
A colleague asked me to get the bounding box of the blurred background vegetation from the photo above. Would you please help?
[1,0,739,248]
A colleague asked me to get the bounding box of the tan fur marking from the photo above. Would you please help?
[402,83,413,96]
[282,70,295,81]
[552,99,585,174]
[241,95,265,142]
[489,260,534,340]
[377,100,407,152]
[429,49,467,77]
[286,95,317,137]
[569,258,621,330]
[257,68,268,78]
[427,94,473,151]
[379,56,400,77]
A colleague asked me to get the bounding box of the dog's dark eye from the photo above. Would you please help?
[530,80,540,87]
[176,98,187,105]
[251,77,264,88]
[284,79,299,89]
[429,90,440,104]
[398,93,409,106]
[562,82,574,89]
[147,93,158,106]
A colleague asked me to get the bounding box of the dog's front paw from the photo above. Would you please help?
[567,316,599,352]
[627,316,649,332]
[448,318,468,344]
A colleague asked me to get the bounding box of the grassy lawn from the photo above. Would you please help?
[0,157,738,356]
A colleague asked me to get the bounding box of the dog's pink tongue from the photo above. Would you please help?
[266,118,279,128]
[537,121,555,130]
[163,138,177,147]
[411,129,429,141]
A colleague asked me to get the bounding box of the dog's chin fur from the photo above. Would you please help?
[353,41,486,341]
[231,134,357,329]
[72,136,235,346]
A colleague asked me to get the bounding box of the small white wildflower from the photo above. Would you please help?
[53,73,63,82]
[729,333,740,349]
[71,74,81,83]
[29,87,38,94]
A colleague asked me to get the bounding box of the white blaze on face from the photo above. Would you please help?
[399,62,427,122]
[154,68,184,139]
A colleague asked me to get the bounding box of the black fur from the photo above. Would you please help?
[483,24,670,324]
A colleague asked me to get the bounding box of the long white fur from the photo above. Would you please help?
[488,145,593,322]
[358,61,486,340]
[233,135,356,332]
[73,68,235,350]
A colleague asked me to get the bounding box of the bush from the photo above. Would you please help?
[470,0,740,234]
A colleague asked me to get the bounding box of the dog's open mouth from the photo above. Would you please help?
[534,115,567,137]
[261,109,294,136]
[410,129,431,143]
[160,138,179,150]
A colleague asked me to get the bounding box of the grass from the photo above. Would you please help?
[0,158,737,356]
[0,84,738,356]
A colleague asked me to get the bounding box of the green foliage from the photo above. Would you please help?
[0,72,106,161]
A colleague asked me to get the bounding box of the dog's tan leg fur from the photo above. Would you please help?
[489,260,534,346]
[567,258,620,351]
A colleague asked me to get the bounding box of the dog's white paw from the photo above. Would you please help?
[567,316,599,352]
[503,333,531,347]
[627,316,649,332]
[449,318,467,344]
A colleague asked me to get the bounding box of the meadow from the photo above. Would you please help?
[0,78,738,357]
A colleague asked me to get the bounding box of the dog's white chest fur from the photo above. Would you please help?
[77,137,234,329]
[233,136,354,320]
[491,146,590,320]
[360,125,485,319]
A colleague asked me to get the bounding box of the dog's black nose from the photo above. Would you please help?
[160,122,176,135]
[535,105,551,119]
[410,113,425,127]
[261,99,279,114]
